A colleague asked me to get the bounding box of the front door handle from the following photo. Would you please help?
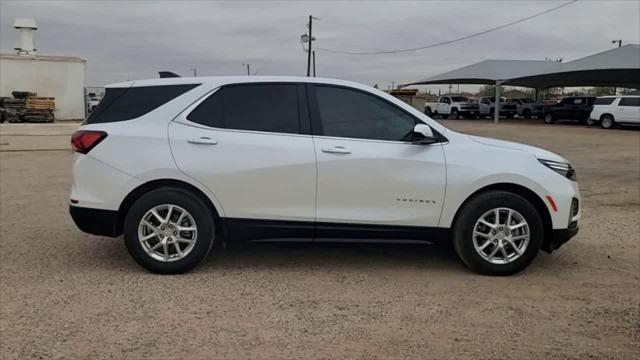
[188,136,218,145]
[321,146,351,154]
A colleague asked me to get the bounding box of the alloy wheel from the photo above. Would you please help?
[138,204,198,262]
[472,207,530,265]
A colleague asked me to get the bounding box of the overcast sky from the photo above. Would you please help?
[1,0,638,90]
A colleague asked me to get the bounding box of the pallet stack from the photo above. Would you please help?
[0,91,56,123]
[24,97,55,123]
[0,97,26,123]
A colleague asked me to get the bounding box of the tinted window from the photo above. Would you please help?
[450,96,468,102]
[187,84,300,134]
[225,84,299,133]
[86,84,199,124]
[187,88,224,128]
[619,97,640,107]
[314,86,416,141]
[594,97,615,105]
[573,98,584,105]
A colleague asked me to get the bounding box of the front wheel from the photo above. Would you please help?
[523,109,532,119]
[544,113,555,124]
[451,108,460,120]
[586,118,596,126]
[452,191,543,276]
[124,188,215,274]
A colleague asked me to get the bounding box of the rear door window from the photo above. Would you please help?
[187,83,300,134]
[86,84,199,124]
[619,97,640,107]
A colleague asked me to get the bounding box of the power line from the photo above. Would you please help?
[316,0,578,55]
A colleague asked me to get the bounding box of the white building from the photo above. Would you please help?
[0,18,87,121]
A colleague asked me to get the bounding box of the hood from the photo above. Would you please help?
[469,135,567,162]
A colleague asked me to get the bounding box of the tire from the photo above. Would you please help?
[424,107,432,117]
[452,191,543,276]
[523,109,532,119]
[123,187,215,274]
[451,108,460,120]
[544,113,555,124]
[586,118,596,126]
[600,114,615,129]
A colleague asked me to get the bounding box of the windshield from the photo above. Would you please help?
[521,98,534,103]
[450,96,469,102]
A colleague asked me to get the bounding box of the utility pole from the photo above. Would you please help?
[312,51,316,77]
[246,64,250,76]
[190,68,197,77]
[306,15,313,77]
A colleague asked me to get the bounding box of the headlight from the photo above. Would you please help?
[538,159,576,181]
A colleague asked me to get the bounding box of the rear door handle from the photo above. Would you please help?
[321,146,351,154]
[188,136,218,145]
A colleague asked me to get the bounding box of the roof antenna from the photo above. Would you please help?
[159,71,181,78]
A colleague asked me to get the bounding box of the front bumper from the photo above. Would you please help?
[543,222,579,253]
[70,205,121,237]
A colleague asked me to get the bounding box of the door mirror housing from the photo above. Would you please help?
[411,124,438,144]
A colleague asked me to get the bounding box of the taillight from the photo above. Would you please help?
[71,130,107,154]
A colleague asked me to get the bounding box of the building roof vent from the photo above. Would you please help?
[14,18,38,55]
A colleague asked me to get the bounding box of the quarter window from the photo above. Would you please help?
[594,97,615,105]
[314,85,416,141]
[187,84,300,134]
[86,84,200,124]
[619,97,640,107]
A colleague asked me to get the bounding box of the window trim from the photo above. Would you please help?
[182,82,312,136]
[306,83,446,144]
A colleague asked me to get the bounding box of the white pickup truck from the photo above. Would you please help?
[424,96,479,119]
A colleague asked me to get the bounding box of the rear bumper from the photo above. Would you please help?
[543,223,579,253]
[69,205,121,237]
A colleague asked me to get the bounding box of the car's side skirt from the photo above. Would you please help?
[224,218,450,244]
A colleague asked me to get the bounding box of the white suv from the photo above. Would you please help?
[588,95,640,128]
[70,76,580,275]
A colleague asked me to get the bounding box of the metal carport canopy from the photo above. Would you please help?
[404,44,640,123]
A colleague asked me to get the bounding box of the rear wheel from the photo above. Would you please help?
[424,107,432,117]
[452,191,543,276]
[600,114,615,129]
[586,117,596,126]
[523,109,532,119]
[544,113,555,124]
[123,188,215,274]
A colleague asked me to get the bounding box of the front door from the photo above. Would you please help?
[308,84,446,231]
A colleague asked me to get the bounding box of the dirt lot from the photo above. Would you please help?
[1,120,638,359]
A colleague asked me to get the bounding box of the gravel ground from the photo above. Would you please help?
[0,120,638,359]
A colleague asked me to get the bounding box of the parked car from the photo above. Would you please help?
[424,96,479,119]
[70,76,580,276]
[542,96,596,124]
[507,98,543,119]
[478,96,517,118]
[588,95,640,129]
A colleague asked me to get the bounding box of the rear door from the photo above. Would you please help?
[618,97,640,123]
[308,84,446,231]
[169,83,317,224]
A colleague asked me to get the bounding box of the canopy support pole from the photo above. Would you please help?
[494,80,502,124]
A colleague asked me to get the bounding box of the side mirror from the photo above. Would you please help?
[411,124,438,145]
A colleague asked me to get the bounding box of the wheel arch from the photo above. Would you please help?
[599,113,615,121]
[451,182,553,251]
[117,179,226,241]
